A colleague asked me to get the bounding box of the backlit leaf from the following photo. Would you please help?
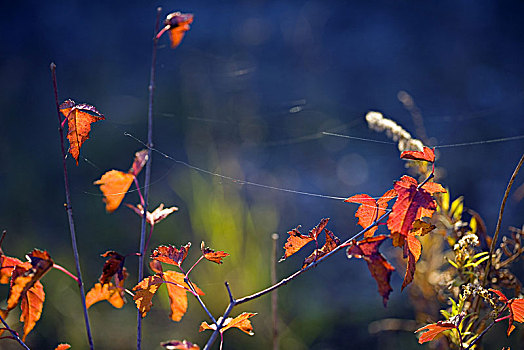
[133,274,164,317]
[200,312,257,336]
[0,254,23,284]
[86,282,125,309]
[55,344,71,350]
[20,280,45,341]
[94,170,134,213]
[415,320,455,344]
[126,203,178,226]
[345,189,396,237]
[346,236,395,306]
[490,289,524,336]
[163,270,204,322]
[280,218,329,261]
[151,243,191,267]
[130,149,149,177]
[99,251,125,285]
[157,12,194,48]
[200,241,230,264]
[302,229,341,268]
[400,146,435,162]
[59,99,105,165]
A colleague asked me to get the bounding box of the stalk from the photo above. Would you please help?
[136,7,162,350]
[50,63,94,349]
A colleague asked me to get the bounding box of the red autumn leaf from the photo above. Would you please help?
[86,280,126,309]
[400,221,435,290]
[490,289,524,336]
[98,251,126,285]
[346,235,395,307]
[163,270,204,322]
[400,146,435,163]
[302,229,341,268]
[387,175,445,239]
[133,271,203,321]
[59,99,105,165]
[156,12,194,48]
[415,320,456,344]
[200,241,230,264]
[161,340,200,350]
[151,243,191,267]
[345,189,396,237]
[20,280,45,341]
[130,149,149,177]
[126,203,178,226]
[94,170,135,213]
[0,254,23,284]
[55,344,71,350]
[200,312,257,336]
[280,218,329,261]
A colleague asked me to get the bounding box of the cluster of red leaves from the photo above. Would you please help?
[279,147,445,306]
[490,289,524,336]
[59,99,105,165]
[0,249,54,340]
[94,149,148,212]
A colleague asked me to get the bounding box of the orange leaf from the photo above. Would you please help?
[400,146,435,162]
[490,289,524,336]
[387,176,445,239]
[86,282,125,309]
[7,264,33,310]
[161,339,200,350]
[346,189,396,237]
[130,149,149,177]
[401,249,417,291]
[280,218,329,261]
[200,241,230,264]
[98,251,126,285]
[151,243,191,268]
[20,281,45,341]
[346,236,395,306]
[0,254,23,284]
[55,344,71,350]
[157,12,194,48]
[302,229,341,268]
[132,274,164,317]
[94,170,134,212]
[163,271,204,322]
[415,320,455,344]
[200,312,257,336]
[59,99,105,165]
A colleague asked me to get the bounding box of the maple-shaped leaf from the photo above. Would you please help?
[490,289,524,336]
[280,218,329,261]
[20,280,44,341]
[161,340,200,350]
[85,282,126,309]
[55,344,71,350]
[200,241,230,264]
[163,270,204,322]
[130,149,149,177]
[302,229,341,268]
[98,251,126,285]
[200,312,257,336]
[156,12,194,48]
[387,176,446,239]
[400,146,435,163]
[415,320,456,344]
[59,99,105,165]
[151,243,191,268]
[346,236,395,307]
[94,170,135,213]
[133,274,164,317]
[126,203,178,226]
[345,189,396,237]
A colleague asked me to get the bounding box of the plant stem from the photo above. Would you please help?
[202,211,391,350]
[50,62,94,350]
[137,8,162,350]
[271,233,279,350]
[0,313,30,350]
[53,263,79,283]
[483,152,524,285]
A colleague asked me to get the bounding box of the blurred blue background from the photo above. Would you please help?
[1,0,523,349]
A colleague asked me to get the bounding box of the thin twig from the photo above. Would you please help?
[0,313,30,350]
[465,307,507,350]
[52,263,79,283]
[50,62,94,350]
[483,152,524,285]
[203,211,391,350]
[137,8,162,350]
[271,233,279,350]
